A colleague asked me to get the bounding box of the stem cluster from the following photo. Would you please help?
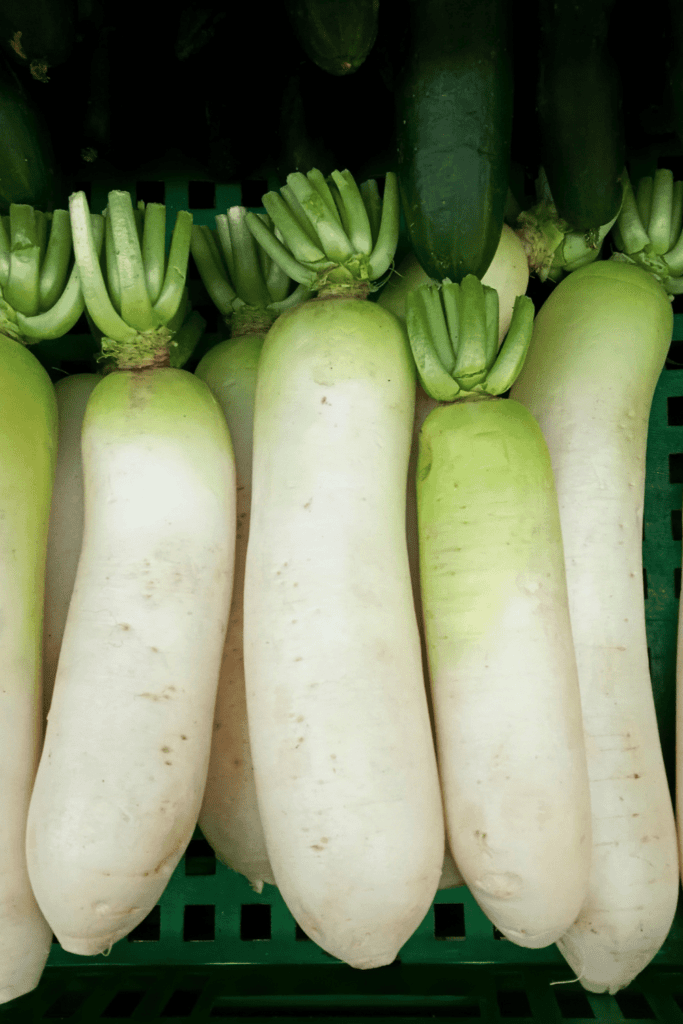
[243,169,399,293]
[0,205,95,344]
[406,278,535,401]
[69,191,196,369]
[611,168,683,294]
[190,206,311,335]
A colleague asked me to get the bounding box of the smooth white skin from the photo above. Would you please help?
[377,229,528,891]
[418,400,592,947]
[511,262,679,993]
[26,369,236,956]
[244,298,445,969]
[195,337,275,892]
[43,373,101,723]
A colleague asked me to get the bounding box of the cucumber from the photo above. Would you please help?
[0,55,57,213]
[283,0,379,75]
[0,0,77,80]
[537,0,624,232]
[394,0,513,283]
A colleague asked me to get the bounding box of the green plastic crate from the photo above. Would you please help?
[6,172,683,1022]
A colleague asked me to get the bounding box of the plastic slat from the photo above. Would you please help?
[11,965,683,1020]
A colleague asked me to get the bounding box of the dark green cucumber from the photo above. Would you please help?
[0,55,57,213]
[0,0,77,80]
[283,0,379,75]
[537,0,624,232]
[395,0,513,283]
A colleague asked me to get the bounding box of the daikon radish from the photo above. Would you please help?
[407,278,592,946]
[511,255,679,992]
[517,170,682,992]
[405,383,463,891]
[196,334,275,891]
[42,372,100,722]
[26,191,237,955]
[243,170,445,967]
[378,223,530,892]
[190,206,309,891]
[0,202,96,1004]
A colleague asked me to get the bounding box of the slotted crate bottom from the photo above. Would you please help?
[14,964,683,1021]
[7,173,683,1021]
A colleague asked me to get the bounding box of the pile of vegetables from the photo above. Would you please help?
[4,0,683,1010]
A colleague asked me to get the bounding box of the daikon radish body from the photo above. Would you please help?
[244,295,445,968]
[406,384,463,891]
[377,223,529,892]
[42,372,100,722]
[196,335,275,891]
[418,397,592,946]
[511,259,679,992]
[26,369,236,955]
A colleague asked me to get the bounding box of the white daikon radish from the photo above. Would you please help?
[378,222,529,892]
[407,279,592,946]
[243,170,445,967]
[196,333,276,892]
[26,191,237,955]
[42,373,100,722]
[511,257,679,992]
[190,205,311,892]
